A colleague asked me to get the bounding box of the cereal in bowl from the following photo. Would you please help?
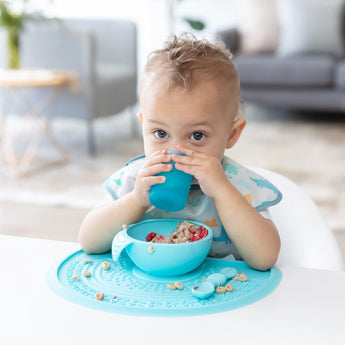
[146,221,208,244]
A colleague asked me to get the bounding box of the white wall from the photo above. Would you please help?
[43,0,238,74]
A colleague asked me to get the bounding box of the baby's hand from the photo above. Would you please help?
[172,145,228,198]
[133,150,172,207]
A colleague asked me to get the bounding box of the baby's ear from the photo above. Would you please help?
[137,112,143,125]
[226,117,246,149]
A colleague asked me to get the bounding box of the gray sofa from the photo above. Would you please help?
[0,19,138,153]
[217,28,345,114]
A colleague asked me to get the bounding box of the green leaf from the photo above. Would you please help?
[183,18,205,31]
[0,1,56,31]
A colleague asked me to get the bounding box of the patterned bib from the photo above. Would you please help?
[104,155,282,258]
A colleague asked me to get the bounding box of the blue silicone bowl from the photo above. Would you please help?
[112,219,213,276]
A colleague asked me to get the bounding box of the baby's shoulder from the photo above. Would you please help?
[104,155,146,199]
[221,156,282,212]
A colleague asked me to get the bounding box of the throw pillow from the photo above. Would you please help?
[236,0,280,54]
[276,0,345,57]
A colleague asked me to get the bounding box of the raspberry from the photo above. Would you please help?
[146,232,157,242]
[190,228,208,242]
[190,235,199,242]
[198,229,208,239]
[188,226,196,235]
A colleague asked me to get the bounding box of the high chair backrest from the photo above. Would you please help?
[250,167,344,271]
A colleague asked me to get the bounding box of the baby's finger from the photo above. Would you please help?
[150,149,168,158]
[174,162,196,175]
[140,162,172,177]
[143,175,166,187]
[176,145,202,159]
[172,152,200,166]
[145,153,172,167]
[150,150,161,158]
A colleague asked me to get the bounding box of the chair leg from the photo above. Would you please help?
[87,121,96,155]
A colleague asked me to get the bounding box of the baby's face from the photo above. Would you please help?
[139,80,238,161]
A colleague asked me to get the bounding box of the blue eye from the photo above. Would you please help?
[190,132,205,141]
[154,130,168,139]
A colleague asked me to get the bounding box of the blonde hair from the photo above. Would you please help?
[141,33,239,93]
[140,33,240,118]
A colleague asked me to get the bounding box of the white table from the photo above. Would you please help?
[1,235,344,345]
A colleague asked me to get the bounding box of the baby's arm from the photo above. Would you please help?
[173,146,280,271]
[79,150,173,254]
[213,182,280,271]
[79,192,147,254]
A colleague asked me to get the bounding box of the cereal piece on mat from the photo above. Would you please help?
[102,261,111,270]
[233,273,248,282]
[95,292,104,301]
[167,283,177,290]
[225,283,233,292]
[82,270,91,277]
[175,281,184,290]
[216,286,226,294]
[83,258,92,263]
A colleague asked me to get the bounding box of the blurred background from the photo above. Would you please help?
[0,0,344,259]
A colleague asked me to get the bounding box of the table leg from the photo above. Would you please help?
[0,86,69,177]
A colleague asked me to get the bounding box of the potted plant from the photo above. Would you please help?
[0,0,53,69]
[166,0,206,34]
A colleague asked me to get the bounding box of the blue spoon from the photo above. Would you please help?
[191,267,238,299]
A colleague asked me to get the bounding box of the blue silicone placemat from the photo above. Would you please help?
[47,250,282,316]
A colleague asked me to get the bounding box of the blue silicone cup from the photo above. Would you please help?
[112,219,213,276]
[149,151,193,212]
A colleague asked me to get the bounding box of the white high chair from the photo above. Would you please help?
[250,167,344,271]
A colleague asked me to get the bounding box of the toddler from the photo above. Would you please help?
[79,34,282,271]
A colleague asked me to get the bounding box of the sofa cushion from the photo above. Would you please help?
[276,0,345,57]
[240,88,345,112]
[234,55,335,87]
[335,61,345,88]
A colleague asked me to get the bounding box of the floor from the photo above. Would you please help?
[0,201,86,242]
